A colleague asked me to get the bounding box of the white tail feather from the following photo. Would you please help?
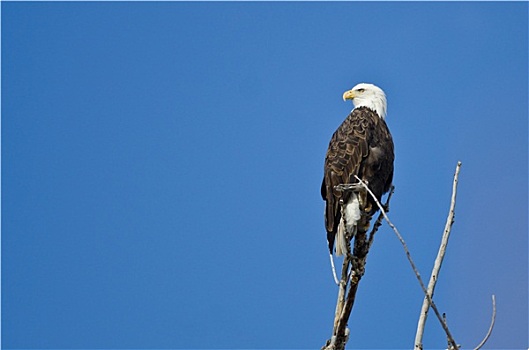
[336,220,347,256]
[335,194,361,256]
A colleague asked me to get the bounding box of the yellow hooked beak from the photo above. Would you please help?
[342,89,355,101]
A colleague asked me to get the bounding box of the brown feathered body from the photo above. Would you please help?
[321,106,394,254]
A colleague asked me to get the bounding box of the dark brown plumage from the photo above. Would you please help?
[321,106,394,254]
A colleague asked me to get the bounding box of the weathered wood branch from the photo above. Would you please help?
[354,175,459,350]
[322,184,393,350]
[415,161,462,350]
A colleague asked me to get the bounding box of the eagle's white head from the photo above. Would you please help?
[342,83,387,119]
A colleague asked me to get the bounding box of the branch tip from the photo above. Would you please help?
[473,295,496,350]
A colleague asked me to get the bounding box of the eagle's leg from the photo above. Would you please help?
[357,180,373,214]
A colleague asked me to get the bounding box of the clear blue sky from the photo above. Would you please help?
[2,2,527,349]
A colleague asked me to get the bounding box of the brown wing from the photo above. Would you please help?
[362,115,394,209]
[321,107,394,253]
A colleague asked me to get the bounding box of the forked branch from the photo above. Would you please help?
[323,161,494,350]
[354,174,459,350]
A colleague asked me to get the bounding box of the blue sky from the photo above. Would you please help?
[2,2,527,349]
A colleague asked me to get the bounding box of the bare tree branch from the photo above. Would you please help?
[473,295,497,350]
[322,185,393,350]
[415,161,462,350]
[323,162,495,350]
[354,175,459,350]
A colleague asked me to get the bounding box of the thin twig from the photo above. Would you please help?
[329,254,340,285]
[354,175,459,350]
[473,295,497,350]
[443,313,450,350]
[415,161,462,350]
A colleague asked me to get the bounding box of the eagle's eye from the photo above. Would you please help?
[357,88,365,93]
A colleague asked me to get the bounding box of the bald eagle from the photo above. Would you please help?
[322,83,394,263]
